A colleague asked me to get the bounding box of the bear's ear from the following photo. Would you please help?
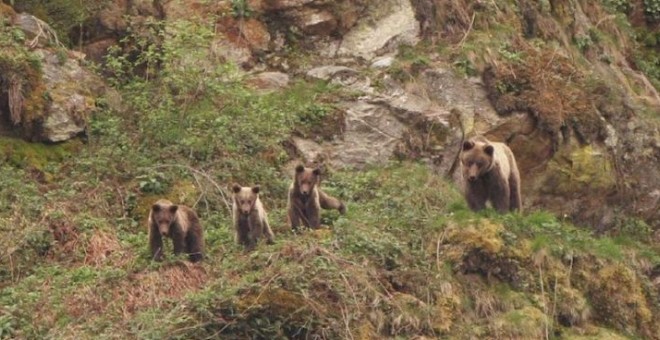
[231,183,242,193]
[312,168,321,176]
[463,140,475,151]
[295,165,305,173]
[484,145,494,156]
[252,185,260,194]
[169,205,178,214]
[152,204,161,212]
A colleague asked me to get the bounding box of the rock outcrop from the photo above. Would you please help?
[1,11,105,142]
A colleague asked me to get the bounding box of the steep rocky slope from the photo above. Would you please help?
[0,0,659,339]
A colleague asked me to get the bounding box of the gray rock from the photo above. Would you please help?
[306,66,358,81]
[12,13,61,48]
[331,0,419,60]
[332,101,406,167]
[36,49,104,142]
[248,72,290,91]
[371,56,396,69]
[293,8,337,35]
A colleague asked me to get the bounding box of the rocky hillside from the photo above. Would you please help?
[0,0,659,339]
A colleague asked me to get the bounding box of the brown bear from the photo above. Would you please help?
[231,184,275,250]
[287,165,346,230]
[148,199,204,262]
[460,136,522,213]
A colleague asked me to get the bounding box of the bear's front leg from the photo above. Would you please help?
[149,227,164,261]
[306,205,321,229]
[466,180,487,212]
[488,179,510,213]
[172,231,186,257]
[248,217,262,248]
[288,206,301,231]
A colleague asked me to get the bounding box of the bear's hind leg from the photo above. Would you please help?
[263,218,275,244]
[509,173,522,212]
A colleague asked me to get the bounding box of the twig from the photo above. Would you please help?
[595,14,616,28]
[436,229,447,271]
[116,187,127,218]
[340,272,361,313]
[539,266,549,340]
[457,12,476,48]
[567,253,573,288]
[141,164,232,213]
[244,273,281,312]
[340,305,355,340]
[551,275,558,331]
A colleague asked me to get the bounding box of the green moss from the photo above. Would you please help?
[497,306,545,338]
[131,179,199,224]
[0,19,47,133]
[587,264,654,336]
[546,145,616,194]
[0,136,79,171]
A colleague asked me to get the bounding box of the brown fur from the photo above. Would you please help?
[460,136,522,213]
[231,184,275,250]
[148,199,204,262]
[287,165,346,230]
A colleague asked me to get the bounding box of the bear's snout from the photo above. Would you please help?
[468,175,477,182]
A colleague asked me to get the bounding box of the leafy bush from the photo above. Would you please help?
[644,0,660,21]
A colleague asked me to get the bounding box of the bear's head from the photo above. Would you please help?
[294,165,320,197]
[151,201,178,237]
[461,140,494,182]
[232,184,260,215]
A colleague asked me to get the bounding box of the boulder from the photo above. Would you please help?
[12,13,60,48]
[248,72,290,90]
[37,49,104,142]
[292,8,337,35]
[332,0,419,60]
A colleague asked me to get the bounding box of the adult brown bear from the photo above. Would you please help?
[460,136,522,213]
[287,165,346,230]
[148,199,204,262]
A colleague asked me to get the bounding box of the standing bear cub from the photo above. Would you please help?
[287,165,346,230]
[460,136,522,213]
[148,199,205,262]
[231,184,275,250]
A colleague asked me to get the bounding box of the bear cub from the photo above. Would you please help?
[460,136,522,213]
[232,184,275,250]
[148,199,205,262]
[287,165,346,230]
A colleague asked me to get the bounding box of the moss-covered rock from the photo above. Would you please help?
[586,263,656,337]
[544,145,616,196]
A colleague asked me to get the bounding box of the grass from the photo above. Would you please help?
[0,5,659,339]
[2,154,658,338]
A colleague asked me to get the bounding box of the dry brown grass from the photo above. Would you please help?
[65,262,208,321]
[84,230,125,267]
[483,40,604,147]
